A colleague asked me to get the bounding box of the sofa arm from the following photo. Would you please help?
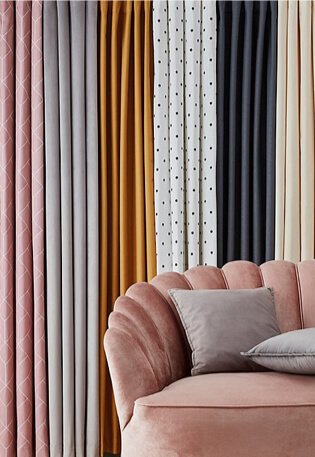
[104,326,160,430]
[104,281,189,430]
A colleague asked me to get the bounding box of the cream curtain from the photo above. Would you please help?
[276,0,315,261]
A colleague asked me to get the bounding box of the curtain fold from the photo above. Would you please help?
[275,0,315,262]
[0,1,49,455]
[43,3,62,453]
[153,0,217,273]
[217,1,278,267]
[57,2,74,453]
[99,1,156,454]
[43,2,99,456]
[85,3,99,454]
[0,3,15,455]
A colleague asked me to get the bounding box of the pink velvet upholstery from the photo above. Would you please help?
[104,260,315,457]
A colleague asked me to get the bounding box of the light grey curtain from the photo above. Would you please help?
[43,2,99,456]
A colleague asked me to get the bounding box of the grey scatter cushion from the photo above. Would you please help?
[242,328,315,374]
[168,288,280,375]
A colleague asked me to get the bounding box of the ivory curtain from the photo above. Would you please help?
[275,0,315,262]
[153,0,217,273]
[0,1,49,455]
[99,1,156,454]
[43,2,99,456]
[216,1,278,267]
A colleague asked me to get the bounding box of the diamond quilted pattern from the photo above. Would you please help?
[0,2,16,456]
[31,2,49,456]
[0,1,49,455]
[16,3,34,453]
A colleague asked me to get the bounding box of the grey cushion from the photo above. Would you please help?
[168,288,280,375]
[242,328,315,374]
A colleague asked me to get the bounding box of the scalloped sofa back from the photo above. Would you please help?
[104,260,315,457]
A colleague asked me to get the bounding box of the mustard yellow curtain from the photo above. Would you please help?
[275,0,315,261]
[99,1,156,454]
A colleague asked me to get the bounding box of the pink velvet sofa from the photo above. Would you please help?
[104,260,315,457]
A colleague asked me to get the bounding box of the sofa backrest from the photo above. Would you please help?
[126,260,314,375]
[108,260,315,427]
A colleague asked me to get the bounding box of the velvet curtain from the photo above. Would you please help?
[216,1,278,267]
[99,1,156,454]
[0,1,49,455]
[275,0,315,262]
[43,2,99,456]
[152,0,217,273]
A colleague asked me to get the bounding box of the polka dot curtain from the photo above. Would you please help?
[153,0,217,273]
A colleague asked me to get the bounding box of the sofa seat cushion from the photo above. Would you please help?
[136,371,315,408]
[123,372,315,457]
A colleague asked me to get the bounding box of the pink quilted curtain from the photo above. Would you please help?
[0,1,49,455]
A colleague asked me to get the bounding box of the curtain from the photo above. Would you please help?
[153,0,217,274]
[43,2,99,456]
[216,1,278,267]
[0,1,49,455]
[99,1,156,454]
[275,0,315,262]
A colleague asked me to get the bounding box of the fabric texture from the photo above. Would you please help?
[243,328,315,374]
[0,2,49,455]
[169,288,280,374]
[43,2,99,456]
[217,1,278,267]
[153,0,217,273]
[275,1,315,262]
[99,1,157,454]
[105,260,315,457]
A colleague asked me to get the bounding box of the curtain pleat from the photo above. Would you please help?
[299,1,315,261]
[216,1,226,267]
[15,3,34,451]
[44,2,63,453]
[57,2,75,453]
[217,1,278,266]
[99,1,156,454]
[275,0,315,262]
[265,2,278,262]
[240,2,253,260]
[153,0,217,273]
[0,1,49,455]
[85,3,99,455]
[31,2,49,454]
[0,3,15,455]
[43,2,99,456]
[275,0,287,261]
[284,0,300,261]
[70,4,87,455]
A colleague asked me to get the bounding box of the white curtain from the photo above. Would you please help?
[153,0,217,273]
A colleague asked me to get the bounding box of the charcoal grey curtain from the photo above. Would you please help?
[217,1,278,267]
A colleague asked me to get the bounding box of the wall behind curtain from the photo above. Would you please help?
[276,0,315,262]
[99,1,156,455]
[0,1,49,455]
[216,1,278,267]
[153,0,217,273]
[43,2,99,456]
